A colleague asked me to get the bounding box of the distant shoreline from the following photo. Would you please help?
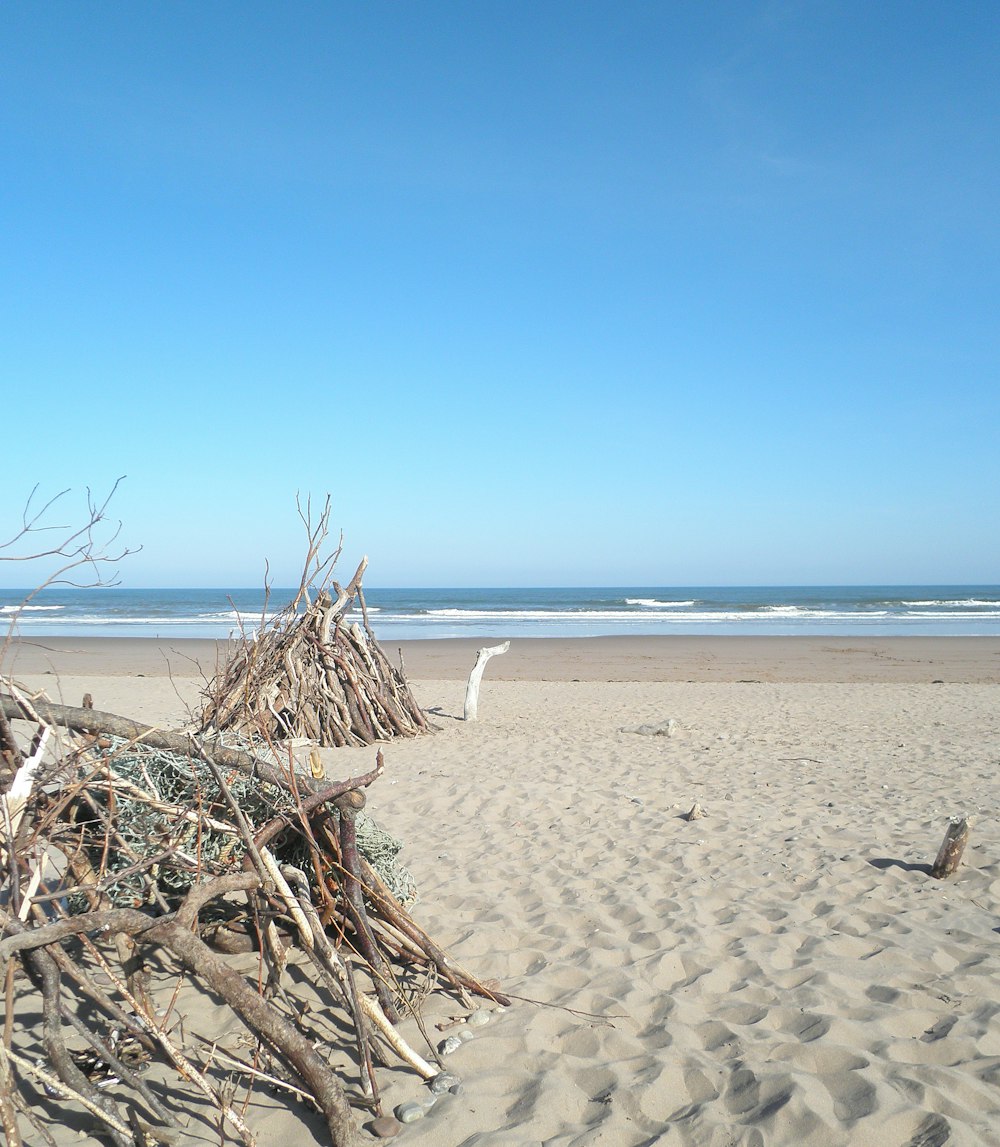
[5,584,999,641]
[6,634,1000,683]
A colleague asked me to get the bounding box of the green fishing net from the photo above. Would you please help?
[70,737,417,911]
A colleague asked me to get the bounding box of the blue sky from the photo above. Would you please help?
[2,1,997,588]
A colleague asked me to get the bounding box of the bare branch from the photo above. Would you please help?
[1,478,133,569]
[290,493,343,611]
[1,479,140,668]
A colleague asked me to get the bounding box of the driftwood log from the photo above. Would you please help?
[0,696,374,805]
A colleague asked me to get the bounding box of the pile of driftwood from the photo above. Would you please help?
[0,505,505,1146]
[201,546,426,748]
[0,686,506,1147]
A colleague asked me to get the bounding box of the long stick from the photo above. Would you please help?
[4,1046,132,1142]
[361,857,511,1007]
[335,792,399,1023]
[281,865,437,1082]
[145,915,356,1146]
[22,944,132,1147]
[0,696,378,804]
[0,1040,23,1147]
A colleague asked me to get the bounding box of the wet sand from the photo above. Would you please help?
[6,634,1000,683]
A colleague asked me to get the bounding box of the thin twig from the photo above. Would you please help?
[3,1046,132,1139]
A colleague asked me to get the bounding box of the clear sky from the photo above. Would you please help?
[2,1,997,588]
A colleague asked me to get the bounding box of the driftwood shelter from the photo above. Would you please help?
[0,506,506,1146]
[201,555,427,748]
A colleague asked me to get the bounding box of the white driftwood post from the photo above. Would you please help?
[464,641,510,721]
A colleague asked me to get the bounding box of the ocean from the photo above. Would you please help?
[2,586,999,641]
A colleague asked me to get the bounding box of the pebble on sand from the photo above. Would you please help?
[395,1101,427,1123]
[429,1071,461,1095]
[370,1115,402,1138]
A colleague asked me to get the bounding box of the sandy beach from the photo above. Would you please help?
[6,635,1000,1145]
[9,634,1000,683]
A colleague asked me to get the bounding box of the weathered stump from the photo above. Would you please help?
[930,816,971,879]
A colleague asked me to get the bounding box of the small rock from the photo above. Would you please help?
[624,718,678,737]
[395,1101,426,1124]
[685,802,707,821]
[439,1035,463,1055]
[429,1072,461,1095]
[466,1009,491,1028]
[370,1116,402,1138]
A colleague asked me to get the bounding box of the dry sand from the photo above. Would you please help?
[7,636,1000,1145]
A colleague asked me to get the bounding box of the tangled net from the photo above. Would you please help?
[76,737,417,911]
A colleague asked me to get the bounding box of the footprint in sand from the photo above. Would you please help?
[627,928,665,952]
[572,1064,617,1101]
[878,1110,952,1147]
[866,983,902,1004]
[558,1025,603,1059]
[696,1019,741,1055]
[777,1009,832,1043]
[772,966,821,991]
[714,1002,769,1027]
[683,1064,720,1104]
[822,1065,877,1121]
[724,1065,761,1115]
[883,1006,945,1039]
[722,1064,795,1121]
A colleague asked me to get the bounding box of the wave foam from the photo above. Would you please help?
[625,598,696,608]
[901,599,998,608]
[1,604,65,613]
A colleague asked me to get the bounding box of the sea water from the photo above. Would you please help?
[2,586,999,640]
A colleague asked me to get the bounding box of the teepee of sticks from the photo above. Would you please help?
[200,501,428,748]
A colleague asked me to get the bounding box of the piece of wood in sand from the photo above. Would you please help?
[930,816,971,879]
[464,641,510,721]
